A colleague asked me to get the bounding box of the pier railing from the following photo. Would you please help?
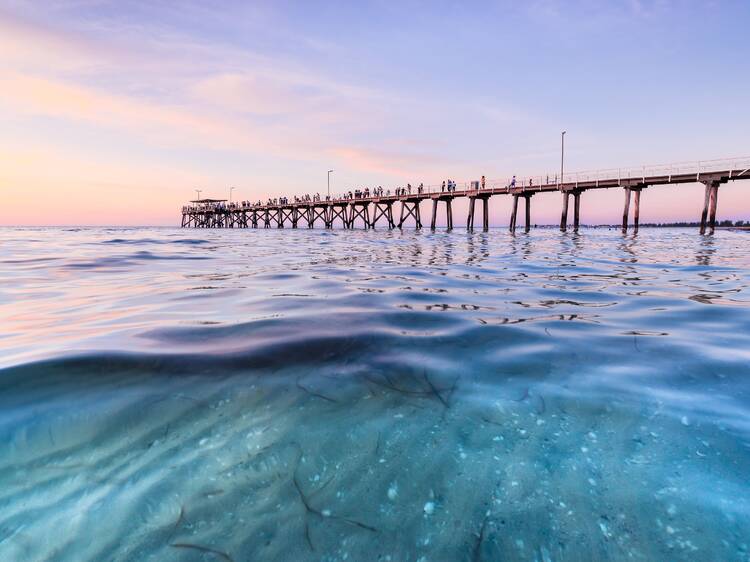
[182,155,749,234]
[183,156,750,213]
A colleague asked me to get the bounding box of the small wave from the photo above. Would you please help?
[62,251,210,269]
[101,238,210,245]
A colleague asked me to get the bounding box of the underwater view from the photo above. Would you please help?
[1,226,749,562]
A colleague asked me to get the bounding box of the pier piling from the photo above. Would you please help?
[510,195,519,232]
[398,200,422,229]
[430,197,454,230]
[633,189,641,232]
[524,194,532,233]
[326,204,347,228]
[622,188,631,233]
[467,196,490,231]
[560,192,570,231]
[349,202,371,229]
[699,180,722,234]
[708,183,719,234]
[371,201,395,228]
[467,197,476,230]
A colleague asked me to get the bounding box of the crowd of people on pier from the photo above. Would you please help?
[185,175,533,215]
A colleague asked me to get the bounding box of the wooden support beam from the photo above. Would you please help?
[524,195,532,233]
[482,197,489,232]
[633,189,641,233]
[699,179,718,235]
[429,198,454,230]
[573,191,581,232]
[326,205,346,228]
[510,195,519,232]
[349,203,370,229]
[398,201,421,228]
[297,207,307,228]
[622,188,631,233]
[467,197,476,230]
[280,208,294,228]
[560,192,569,231]
[370,202,394,228]
[708,183,719,234]
[699,183,711,234]
[310,206,327,228]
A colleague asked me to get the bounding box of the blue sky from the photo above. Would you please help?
[1,0,748,225]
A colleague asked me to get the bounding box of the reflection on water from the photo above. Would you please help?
[1,227,750,561]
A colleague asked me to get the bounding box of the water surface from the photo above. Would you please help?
[1,227,749,561]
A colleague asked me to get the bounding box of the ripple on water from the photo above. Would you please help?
[0,227,749,561]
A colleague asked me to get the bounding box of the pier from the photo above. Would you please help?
[181,157,750,234]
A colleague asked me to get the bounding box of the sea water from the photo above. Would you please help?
[1,227,749,561]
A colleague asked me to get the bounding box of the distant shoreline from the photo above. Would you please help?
[582,224,750,230]
[1,224,749,230]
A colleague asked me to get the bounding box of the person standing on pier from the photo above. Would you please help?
[481,175,486,190]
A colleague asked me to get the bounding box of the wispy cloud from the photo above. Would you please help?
[1,0,747,225]
[0,8,429,175]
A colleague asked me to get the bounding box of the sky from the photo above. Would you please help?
[0,0,749,226]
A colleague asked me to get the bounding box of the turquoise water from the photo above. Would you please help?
[1,227,749,561]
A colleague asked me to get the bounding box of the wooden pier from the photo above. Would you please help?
[181,157,750,234]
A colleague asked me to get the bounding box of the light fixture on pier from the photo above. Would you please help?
[560,131,566,190]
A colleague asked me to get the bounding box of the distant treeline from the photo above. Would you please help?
[535,220,749,228]
[633,220,749,228]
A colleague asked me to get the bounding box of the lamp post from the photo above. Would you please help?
[559,132,568,231]
[327,170,334,198]
[229,186,236,203]
[560,131,566,189]
[195,189,202,200]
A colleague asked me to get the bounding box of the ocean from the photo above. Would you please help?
[1,226,749,561]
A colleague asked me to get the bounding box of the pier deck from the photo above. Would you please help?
[182,157,750,234]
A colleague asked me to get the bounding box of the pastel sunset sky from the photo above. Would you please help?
[1,0,748,226]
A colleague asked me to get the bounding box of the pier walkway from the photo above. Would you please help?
[181,157,750,234]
